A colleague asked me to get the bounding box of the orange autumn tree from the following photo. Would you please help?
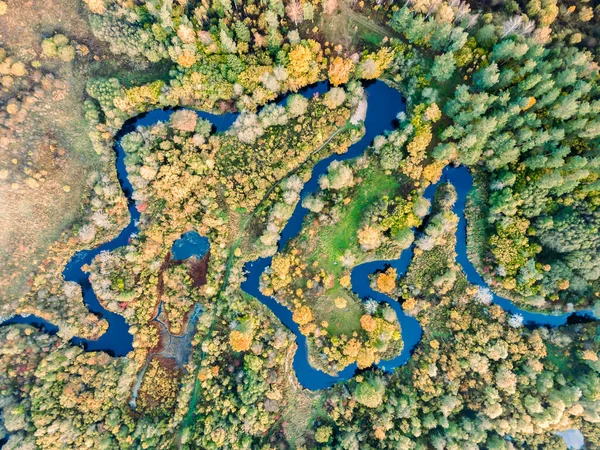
[177,49,197,68]
[229,330,252,351]
[328,56,354,86]
[339,274,351,287]
[293,305,313,326]
[376,267,397,294]
[360,314,377,332]
[521,96,537,111]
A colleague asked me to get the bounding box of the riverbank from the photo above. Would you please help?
[3,81,597,397]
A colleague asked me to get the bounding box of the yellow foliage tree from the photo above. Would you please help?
[293,305,313,326]
[328,56,354,86]
[288,45,311,75]
[287,41,322,90]
[334,296,347,309]
[315,425,332,443]
[424,103,441,122]
[356,346,377,369]
[271,254,293,290]
[402,124,432,179]
[343,338,361,357]
[422,160,446,184]
[407,125,432,158]
[358,225,382,250]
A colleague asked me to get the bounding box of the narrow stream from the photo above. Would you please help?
[0,83,330,354]
[240,86,597,390]
[1,107,238,355]
[2,80,596,391]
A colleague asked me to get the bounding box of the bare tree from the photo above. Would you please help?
[466,13,480,29]
[454,1,471,22]
[285,0,304,25]
[426,0,443,18]
[323,0,338,15]
[502,15,523,37]
[521,19,536,36]
[502,16,535,37]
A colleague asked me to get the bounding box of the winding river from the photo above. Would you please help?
[1,107,238,355]
[2,81,596,391]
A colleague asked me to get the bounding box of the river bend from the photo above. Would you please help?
[2,81,596,391]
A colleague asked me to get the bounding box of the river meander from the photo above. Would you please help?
[2,80,596,390]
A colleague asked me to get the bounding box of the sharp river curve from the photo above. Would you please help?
[2,80,596,391]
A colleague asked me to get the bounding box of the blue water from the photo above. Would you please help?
[0,82,329,355]
[172,231,210,261]
[2,80,596,388]
[241,81,409,389]
[1,315,59,334]
[278,82,402,248]
[241,85,597,390]
[1,107,238,356]
[437,166,596,326]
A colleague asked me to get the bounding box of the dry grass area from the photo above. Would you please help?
[0,1,173,338]
[0,160,92,299]
[0,0,94,58]
[319,6,359,50]
[0,0,106,302]
[318,1,395,51]
[281,386,322,447]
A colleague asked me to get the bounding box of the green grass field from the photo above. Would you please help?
[307,169,399,276]
[296,168,401,336]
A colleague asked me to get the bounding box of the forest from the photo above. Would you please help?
[1,0,600,448]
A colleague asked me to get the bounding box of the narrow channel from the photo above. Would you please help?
[2,81,596,392]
